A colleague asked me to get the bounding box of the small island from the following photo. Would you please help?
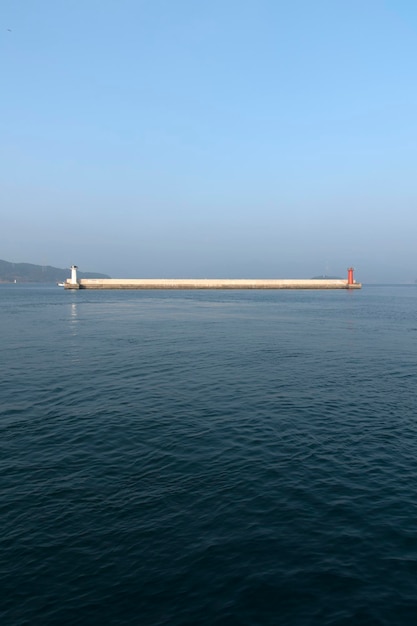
[0,259,109,284]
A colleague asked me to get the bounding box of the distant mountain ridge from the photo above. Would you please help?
[0,259,110,283]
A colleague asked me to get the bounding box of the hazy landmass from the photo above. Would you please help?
[0,260,110,283]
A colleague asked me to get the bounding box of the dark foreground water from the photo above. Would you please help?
[1,285,417,625]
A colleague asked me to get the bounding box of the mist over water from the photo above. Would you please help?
[1,285,417,625]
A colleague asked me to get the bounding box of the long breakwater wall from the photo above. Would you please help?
[63,266,361,290]
[64,278,361,290]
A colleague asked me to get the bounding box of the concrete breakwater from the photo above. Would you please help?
[64,267,362,290]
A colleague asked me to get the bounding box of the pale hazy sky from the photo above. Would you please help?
[1,0,417,282]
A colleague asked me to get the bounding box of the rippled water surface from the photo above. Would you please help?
[1,285,417,625]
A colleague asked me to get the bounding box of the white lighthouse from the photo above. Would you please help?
[70,265,78,285]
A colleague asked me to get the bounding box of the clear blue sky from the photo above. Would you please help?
[1,0,417,282]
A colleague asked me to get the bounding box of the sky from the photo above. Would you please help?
[1,0,417,282]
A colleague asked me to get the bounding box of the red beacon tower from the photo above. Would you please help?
[347,267,355,286]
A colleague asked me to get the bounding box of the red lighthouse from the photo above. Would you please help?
[347,267,354,285]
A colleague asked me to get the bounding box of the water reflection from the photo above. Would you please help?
[70,301,78,334]
[68,299,80,363]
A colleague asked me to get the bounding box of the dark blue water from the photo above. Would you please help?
[1,285,417,625]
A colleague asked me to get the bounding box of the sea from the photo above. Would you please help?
[1,284,416,625]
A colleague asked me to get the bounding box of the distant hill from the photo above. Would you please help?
[311,275,343,280]
[0,259,110,283]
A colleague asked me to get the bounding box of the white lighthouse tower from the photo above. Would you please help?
[70,265,78,285]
